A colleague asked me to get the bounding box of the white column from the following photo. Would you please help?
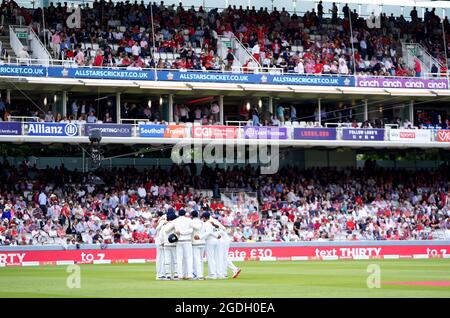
[219,95,224,124]
[169,94,174,122]
[6,89,11,103]
[318,98,322,124]
[269,96,274,114]
[364,99,368,121]
[62,91,67,118]
[116,92,121,124]
[409,100,414,125]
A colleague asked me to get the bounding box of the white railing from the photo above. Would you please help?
[324,123,400,129]
[218,34,261,73]
[225,120,250,127]
[9,25,25,57]
[28,27,52,66]
[7,115,40,122]
[403,42,444,78]
[119,118,152,125]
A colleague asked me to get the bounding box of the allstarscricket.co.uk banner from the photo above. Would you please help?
[0,65,355,87]
[3,65,450,89]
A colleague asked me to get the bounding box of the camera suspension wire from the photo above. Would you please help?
[348,8,357,75]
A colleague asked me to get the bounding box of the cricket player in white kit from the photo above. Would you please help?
[198,212,222,279]
[162,211,178,280]
[154,213,167,280]
[169,209,200,280]
[190,210,205,280]
[210,217,241,279]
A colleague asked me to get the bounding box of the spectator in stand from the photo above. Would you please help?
[210,102,220,123]
[17,48,30,65]
[251,105,260,126]
[93,49,104,67]
[74,45,85,66]
[178,105,190,123]
[277,105,285,124]
[414,58,422,77]
[44,111,54,122]
[86,111,97,123]
[431,64,438,77]
[225,49,234,71]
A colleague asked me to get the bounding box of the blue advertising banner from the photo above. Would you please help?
[293,128,337,140]
[0,122,22,135]
[243,126,288,139]
[0,65,47,77]
[160,70,354,86]
[342,128,384,141]
[85,124,132,137]
[27,122,78,136]
[48,67,155,80]
[0,65,355,87]
[139,124,166,137]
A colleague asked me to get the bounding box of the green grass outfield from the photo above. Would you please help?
[0,259,449,297]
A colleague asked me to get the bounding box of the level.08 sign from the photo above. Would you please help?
[27,122,78,136]
[437,130,450,142]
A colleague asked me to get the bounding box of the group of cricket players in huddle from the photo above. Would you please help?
[155,209,241,280]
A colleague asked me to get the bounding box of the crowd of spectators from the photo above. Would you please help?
[0,161,449,246]
[2,0,450,76]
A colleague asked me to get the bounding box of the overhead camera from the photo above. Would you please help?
[89,128,102,144]
[88,128,102,170]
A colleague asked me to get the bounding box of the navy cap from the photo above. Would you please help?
[178,209,186,216]
[167,211,177,221]
[201,212,210,219]
[191,210,199,218]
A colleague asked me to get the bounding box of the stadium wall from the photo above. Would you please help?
[1,241,449,266]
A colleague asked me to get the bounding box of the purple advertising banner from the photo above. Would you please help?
[356,77,448,89]
[243,126,288,139]
[293,128,337,140]
[0,122,22,135]
[342,128,384,141]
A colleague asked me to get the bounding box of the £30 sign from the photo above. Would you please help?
[437,130,450,142]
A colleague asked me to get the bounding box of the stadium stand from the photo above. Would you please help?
[2,0,449,76]
[0,161,449,245]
